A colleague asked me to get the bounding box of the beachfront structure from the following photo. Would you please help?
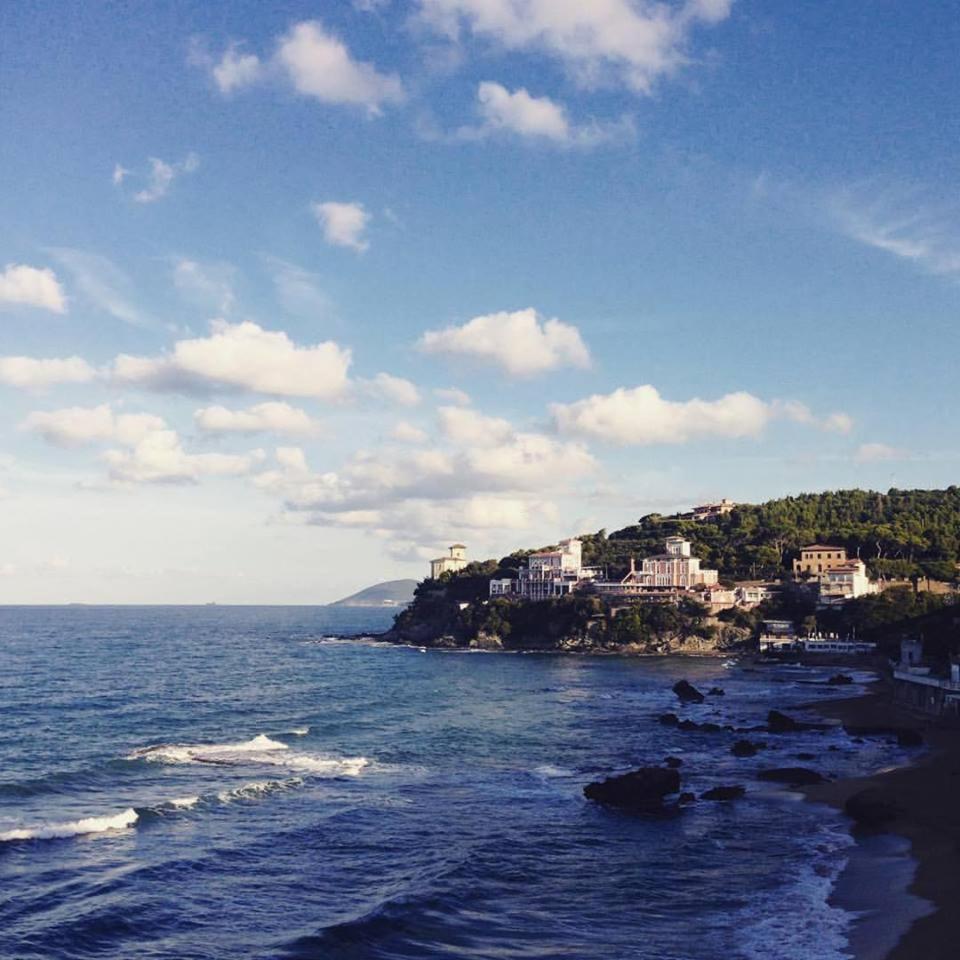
[430,544,468,580]
[793,545,852,576]
[516,538,603,601]
[817,559,879,607]
[892,639,960,718]
[639,537,719,589]
[758,631,876,654]
[688,499,737,522]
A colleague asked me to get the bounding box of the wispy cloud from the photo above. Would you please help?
[830,184,960,277]
[47,248,148,327]
[113,153,199,204]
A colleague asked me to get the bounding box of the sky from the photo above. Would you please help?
[1,0,958,604]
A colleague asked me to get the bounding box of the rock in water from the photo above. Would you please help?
[708,687,726,696]
[766,709,827,733]
[828,674,854,685]
[897,729,923,747]
[757,767,827,786]
[673,680,705,704]
[664,756,683,768]
[584,767,682,811]
[701,785,745,801]
[731,740,762,758]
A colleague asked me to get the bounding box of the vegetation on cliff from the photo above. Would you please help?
[391,487,960,652]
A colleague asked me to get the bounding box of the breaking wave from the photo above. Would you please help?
[0,808,138,843]
[127,734,368,777]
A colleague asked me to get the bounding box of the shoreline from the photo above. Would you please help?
[803,685,960,960]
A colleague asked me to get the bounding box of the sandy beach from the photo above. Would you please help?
[803,685,960,959]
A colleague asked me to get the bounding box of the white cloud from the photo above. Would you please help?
[822,411,854,434]
[830,185,960,278]
[0,264,67,313]
[112,320,352,399]
[552,384,774,445]
[48,248,146,327]
[105,430,265,484]
[22,404,166,447]
[276,20,404,113]
[391,421,428,443]
[434,386,471,406]
[0,356,96,389]
[116,153,199,204]
[194,402,318,436]
[779,401,854,435]
[438,405,512,446]
[172,258,235,313]
[360,372,421,407]
[312,201,371,252]
[461,81,633,147]
[417,0,734,94]
[420,307,591,376]
[854,442,902,464]
[212,44,262,93]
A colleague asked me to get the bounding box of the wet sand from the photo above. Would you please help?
[803,686,960,959]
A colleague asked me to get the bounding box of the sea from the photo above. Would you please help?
[0,605,917,960]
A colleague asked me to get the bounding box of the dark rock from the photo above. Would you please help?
[584,767,682,810]
[896,729,924,747]
[673,680,706,704]
[757,767,827,786]
[828,674,854,685]
[845,788,904,828]
[731,740,762,758]
[767,710,827,733]
[708,687,726,696]
[659,713,680,727]
[664,756,684,768]
[678,791,697,804]
[678,720,724,733]
[701,785,745,801]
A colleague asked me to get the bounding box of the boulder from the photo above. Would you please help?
[828,674,854,685]
[664,756,684,768]
[702,785,745,801]
[845,788,904,828]
[678,720,724,733]
[584,767,682,811]
[731,740,762,758]
[708,687,726,696]
[659,713,680,727]
[678,791,697,805]
[757,767,827,786]
[673,680,706,704]
[767,710,827,733]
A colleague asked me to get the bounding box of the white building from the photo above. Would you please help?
[430,544,468,580]
[817,559,878,607]
[638,537,719,589]
[516,538,602,601]
[689,499,737,521]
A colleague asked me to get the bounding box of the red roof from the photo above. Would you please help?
[800,545,846,552]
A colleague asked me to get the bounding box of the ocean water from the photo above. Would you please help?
[0,605,911,960]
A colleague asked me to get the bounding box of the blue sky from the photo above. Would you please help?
[1,0,958,603]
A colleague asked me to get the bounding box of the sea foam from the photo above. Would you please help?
[128,734,368,777]
[0,808,138,843]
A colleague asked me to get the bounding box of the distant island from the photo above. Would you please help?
[388,487,960,657]
[330,579,418,608]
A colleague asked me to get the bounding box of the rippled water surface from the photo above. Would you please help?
[0,606,906,959]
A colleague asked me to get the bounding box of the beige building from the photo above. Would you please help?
[689,499,737,521]
[818,559,878,607]
[639,537,719,588]
[430,544,468,580]
[793,544,851,576]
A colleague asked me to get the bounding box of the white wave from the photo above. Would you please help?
[0,808,138,843]
[128,734,368,777]
[287,726,310,737]
[735,823,854,960]
[533,764,574,779]
[217,778,302,803]
[168,796,200,810]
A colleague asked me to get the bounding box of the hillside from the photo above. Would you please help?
[330,579,417,608]
[390,487,960,653]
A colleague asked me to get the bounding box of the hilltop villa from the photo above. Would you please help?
[490,536,719,602]
[430,544,468,580]
[793,544,853,576]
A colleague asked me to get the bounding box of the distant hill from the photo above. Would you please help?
[330,579,418,608]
